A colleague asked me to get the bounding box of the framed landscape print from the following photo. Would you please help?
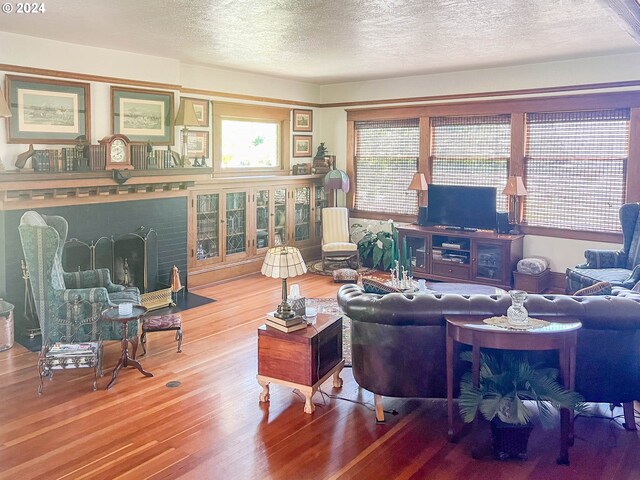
[182,97,209,127]
[292,109,313,132]
[111,87,174,144]
[293,135,312,157]
[5,75,91,144]
[187,130,209,158]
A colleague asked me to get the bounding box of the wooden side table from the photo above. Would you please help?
[257,313,344,414]
[445,315,581,465]
[101,305,153,389]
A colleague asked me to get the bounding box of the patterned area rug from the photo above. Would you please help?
[306,259,377,277]
[310,297,352,367]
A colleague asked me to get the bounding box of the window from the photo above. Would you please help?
[430,114,510,212]
[221,119,279,169]
[354,119,420,215]
[525,109,630,232]
[213,103,290,173]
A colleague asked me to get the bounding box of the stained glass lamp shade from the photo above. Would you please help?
[261,246,307,319]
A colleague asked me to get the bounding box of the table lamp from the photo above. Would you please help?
[503,176,528,225]
[174,99,200,166]
[408,172,428,207]
[324,169,350,206]
[0,88,12,172]
[261,246,307,319]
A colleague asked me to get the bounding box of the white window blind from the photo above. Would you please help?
[525,109,629,232]
[431,114,510,211]
[354,119,420,215]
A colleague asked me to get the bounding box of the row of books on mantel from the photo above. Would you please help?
[264,311,308,333]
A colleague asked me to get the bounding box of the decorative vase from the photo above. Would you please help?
[491,418,533,461]
[507,290,529,325]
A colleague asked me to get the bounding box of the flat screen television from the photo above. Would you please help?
[427,184,497,230]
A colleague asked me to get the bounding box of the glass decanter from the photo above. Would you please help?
[507,290,529,325]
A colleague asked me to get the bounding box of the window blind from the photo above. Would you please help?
[354,119,420,215]
[430,115,510,211]
[525,109,629,232]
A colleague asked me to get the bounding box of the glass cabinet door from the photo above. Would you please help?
[255,189,270,252]
[294,186,311,243]
[405,235,429,273]
[195,193,220,264]
[274,187,287,246]
[314,185,326,241]
[473,242,504,283]
[225,191,247,257]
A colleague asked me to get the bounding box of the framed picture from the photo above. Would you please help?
[111,87,174,144]
[293,135,312,157]
[182,97,209,127]
[293,109,313,132]
[187,130,209,158]
[5,75,91,144]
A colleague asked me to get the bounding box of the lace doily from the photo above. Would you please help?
[483,315,550,330]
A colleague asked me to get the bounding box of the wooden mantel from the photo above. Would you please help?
[0,169,213,210]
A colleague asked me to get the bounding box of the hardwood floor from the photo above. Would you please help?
[0,272,638,480]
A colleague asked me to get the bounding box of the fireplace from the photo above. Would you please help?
[63,227,158,293]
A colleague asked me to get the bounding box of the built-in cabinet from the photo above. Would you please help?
[397,224,523,290]
[189,176,325,286]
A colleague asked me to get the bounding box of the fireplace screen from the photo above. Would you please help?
[62,227,157,293]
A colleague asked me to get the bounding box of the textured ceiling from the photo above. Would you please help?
[0,0,638,84]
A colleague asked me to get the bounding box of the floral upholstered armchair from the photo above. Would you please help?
[566,202,640,293]
[18,211,141,345]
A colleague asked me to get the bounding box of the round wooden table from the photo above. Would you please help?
[101,305,153,389]
[445,314,582,465]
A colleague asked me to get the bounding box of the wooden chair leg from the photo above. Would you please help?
[374,394,385,423]
[623,402,637,431]
[176,329,183,353]
[140,331,147,356]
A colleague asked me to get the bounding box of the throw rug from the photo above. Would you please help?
[306,259,376,277]
[311,297,352,367]
[15,292,215,352]
[483,315,550,330]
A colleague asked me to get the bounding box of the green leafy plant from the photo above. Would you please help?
[351,222,399,271]
[458,352,586,427]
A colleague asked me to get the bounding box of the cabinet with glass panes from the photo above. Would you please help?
[188,178,326,280]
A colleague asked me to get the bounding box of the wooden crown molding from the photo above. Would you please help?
[3,63,640,111]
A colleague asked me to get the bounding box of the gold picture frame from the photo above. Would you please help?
[293,135,312,157]
[293,109,313,132]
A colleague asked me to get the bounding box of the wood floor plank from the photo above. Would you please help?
[0,272,638,480]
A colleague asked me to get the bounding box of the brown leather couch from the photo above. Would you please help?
[337,284,640,427]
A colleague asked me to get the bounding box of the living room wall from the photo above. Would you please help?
[317,54,640,273]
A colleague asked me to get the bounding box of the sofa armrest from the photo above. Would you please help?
[580,249,627,269]
[621,265,640,289]
[64,269,125,293]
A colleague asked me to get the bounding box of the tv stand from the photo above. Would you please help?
[397,224,524,290]
[445,226,477,232]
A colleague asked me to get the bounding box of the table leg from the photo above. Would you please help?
[446,326,455,441]
[106,356,124,390]
[257,375,270,402]
[301,386,315,414]
[471,342,482,458]
[332,366,344,388]
[126,356,153,378]
[557,343,571,465]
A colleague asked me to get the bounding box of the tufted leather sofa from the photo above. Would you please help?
[337,284,640,426]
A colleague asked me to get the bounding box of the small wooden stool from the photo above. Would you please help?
[140,313,182,355]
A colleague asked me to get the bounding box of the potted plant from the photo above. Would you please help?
[458,352,586,460]
[351,221,400,271]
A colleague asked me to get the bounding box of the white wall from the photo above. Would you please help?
[0,31,323,170]
[318,54,640,272]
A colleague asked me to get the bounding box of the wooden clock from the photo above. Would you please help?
[100,134,133,170]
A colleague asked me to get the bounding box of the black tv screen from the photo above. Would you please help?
[427,184,497,230]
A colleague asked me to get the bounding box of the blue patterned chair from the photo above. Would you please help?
[566,203,640,293]
[18,211,141,349]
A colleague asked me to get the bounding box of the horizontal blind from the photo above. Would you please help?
[525,109,629,232]
[355,119,420,215]
[431,115,510,211]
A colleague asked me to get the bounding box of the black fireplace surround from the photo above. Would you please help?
[0,197,188,335]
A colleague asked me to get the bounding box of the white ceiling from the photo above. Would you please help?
[0,0,638,84]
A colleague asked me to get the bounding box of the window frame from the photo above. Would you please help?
[213,102,290,175]
[346,91,640,242]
